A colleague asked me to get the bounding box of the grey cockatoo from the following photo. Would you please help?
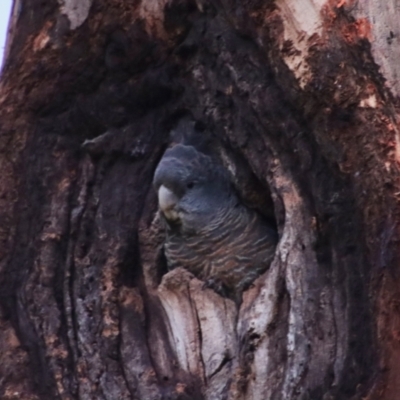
[153,127,277,303]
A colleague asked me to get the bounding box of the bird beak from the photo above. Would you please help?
[158,185,179,220]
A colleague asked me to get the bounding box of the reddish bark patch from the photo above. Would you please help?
[341,18,372,44]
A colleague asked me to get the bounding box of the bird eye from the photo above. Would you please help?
[187,182,195,189]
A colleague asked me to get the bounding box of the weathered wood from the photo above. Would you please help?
[0,1,400,399]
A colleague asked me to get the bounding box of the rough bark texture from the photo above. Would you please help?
[0,0,400,399]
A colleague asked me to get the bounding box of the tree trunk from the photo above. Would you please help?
[1,1,399,399]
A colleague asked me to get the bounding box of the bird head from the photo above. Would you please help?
[153,144,235,231]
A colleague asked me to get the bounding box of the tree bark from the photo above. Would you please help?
[0,0,399,399]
